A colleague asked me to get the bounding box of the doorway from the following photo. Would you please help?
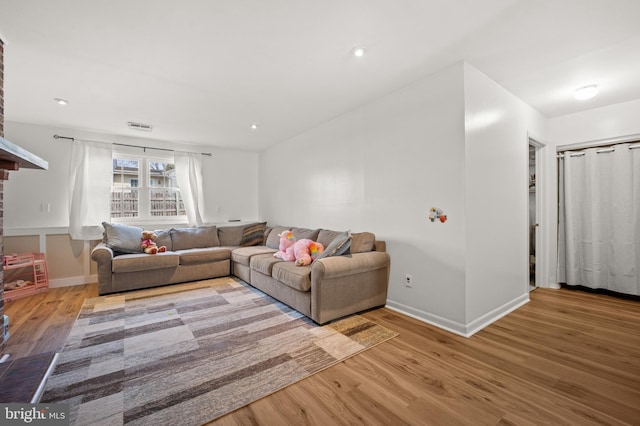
[528,141,539,292]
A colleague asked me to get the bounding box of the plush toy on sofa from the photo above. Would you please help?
[141,230,167,254]
[274,230,296,261]
[293,239,325,266]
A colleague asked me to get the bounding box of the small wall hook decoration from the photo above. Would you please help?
[429,207,447,223]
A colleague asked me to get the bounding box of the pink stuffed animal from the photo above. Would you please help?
[274,230,296,261]
[293,239,325,266]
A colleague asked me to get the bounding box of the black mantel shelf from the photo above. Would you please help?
[0,136,48,170]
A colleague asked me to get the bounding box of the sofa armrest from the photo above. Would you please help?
[373,240,386,252]
[310,251,390,324]
[91,242,114,293]
[312,251,389,280]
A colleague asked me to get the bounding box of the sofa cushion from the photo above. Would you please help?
[176,248,231,266]
[170,226,220,250]
[315,230,352,261]
[292,227,320,242]
[217,224,245,246]
[264,226,320,249]
[317,229,341,248]
[152,229,172,251]
[272,262,312,292]
[240,222,267,246]
[265,226,289,249]
[112,252,180,273]
[232,246,278,267]
[349,232,376,254]
[102,222,143,254]
[250,254,283,276]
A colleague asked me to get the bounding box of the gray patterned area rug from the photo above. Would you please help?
[41,277,397,425]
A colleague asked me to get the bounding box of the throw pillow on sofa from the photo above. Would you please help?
[240,222,267,246]
[315,230,352,261]
[102,222,144,254]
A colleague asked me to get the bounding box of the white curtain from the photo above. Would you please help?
[559,143,640,295]
[69,139,113,240]
[174,152,205,226]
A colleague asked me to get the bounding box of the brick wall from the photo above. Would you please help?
[1,37,5,351]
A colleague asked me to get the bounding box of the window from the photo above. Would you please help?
[111,152,186,221]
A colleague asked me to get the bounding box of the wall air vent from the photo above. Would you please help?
[127,122,153,132]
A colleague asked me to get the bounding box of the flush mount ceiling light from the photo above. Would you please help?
[574,84,599,100]
[250,123,259,130]
[351,47,367,57]
[53,98,70,105]
[127,121,153,132]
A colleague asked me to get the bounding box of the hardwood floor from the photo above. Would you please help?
[2,285,639,425]
[2,284,98,359]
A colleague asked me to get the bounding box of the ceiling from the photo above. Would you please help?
[1,0,640,151]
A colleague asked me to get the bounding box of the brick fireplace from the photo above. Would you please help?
[1,36,5,351]
[0,36,48,352]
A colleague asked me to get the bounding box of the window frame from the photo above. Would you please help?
[111,149,188,226]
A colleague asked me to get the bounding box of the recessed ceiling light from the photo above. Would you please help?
[574,84,598,100]
[351,47,367,57]
[250,123,259,130]
[53,98,70,105]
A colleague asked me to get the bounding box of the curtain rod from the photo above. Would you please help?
[53,134,213,157]
[557,142,640,158]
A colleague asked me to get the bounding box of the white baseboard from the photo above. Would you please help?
[386,293,530,338]
[49,275,96,288]
[464,293,530,336]
[385,300,469,337]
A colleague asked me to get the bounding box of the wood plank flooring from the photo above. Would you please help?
[2,284,98,359]
[2,284,639,425]
[215,287,640,425]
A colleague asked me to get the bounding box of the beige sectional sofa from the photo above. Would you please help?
[92,222,390,324]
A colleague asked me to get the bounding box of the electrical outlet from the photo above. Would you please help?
[404,274,413,287]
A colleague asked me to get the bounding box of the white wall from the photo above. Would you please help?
[548,98,640,146]
[4,122,69,228]
[260,62,469,328]
[260,62,550,335]
[463,64,547,330]
[3,121,260,230]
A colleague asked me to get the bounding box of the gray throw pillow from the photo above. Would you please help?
[102,222,143,254]
[314,230,352,262]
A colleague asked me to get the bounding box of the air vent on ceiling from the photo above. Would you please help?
[127,121,153,132]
